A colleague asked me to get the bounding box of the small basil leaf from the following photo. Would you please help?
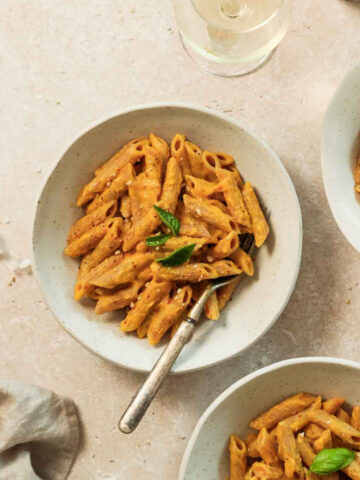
[146,234,171,247]
[310,448,356,474]
[153,206,180,236]
[155,244,196,267]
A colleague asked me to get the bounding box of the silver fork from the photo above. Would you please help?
[119,233,256,434]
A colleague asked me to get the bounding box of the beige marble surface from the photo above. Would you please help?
[1,1,360,478]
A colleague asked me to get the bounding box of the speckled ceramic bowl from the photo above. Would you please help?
[322,63,360,252]
[179,357,360,480]
[32,103,302,373]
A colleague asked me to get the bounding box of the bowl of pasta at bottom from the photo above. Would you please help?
[32,102,302,373]
[179,356,360,480]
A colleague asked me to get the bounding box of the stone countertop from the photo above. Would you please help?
[1,1,360,478]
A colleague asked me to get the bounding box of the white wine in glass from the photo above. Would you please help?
[173,0,292,76]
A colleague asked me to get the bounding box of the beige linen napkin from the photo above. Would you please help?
[0,379,80,480]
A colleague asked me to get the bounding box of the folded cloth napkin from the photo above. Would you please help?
[0,379,80,480]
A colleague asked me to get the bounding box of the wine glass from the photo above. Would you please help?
[173,0,292,76]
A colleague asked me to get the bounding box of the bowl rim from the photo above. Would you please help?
[321,62,360,253]
[31,102,303,374]
[179,356,360,479]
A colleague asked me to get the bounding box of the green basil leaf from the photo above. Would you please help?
[310,448,356,474]
[153,206,180,236]
[155,244,196,267]
[146,234,171,247]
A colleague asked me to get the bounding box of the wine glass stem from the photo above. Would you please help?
[220,0,247,18]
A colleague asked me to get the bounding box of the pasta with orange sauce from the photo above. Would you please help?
[226,392,360,480]
[65,133,269,345]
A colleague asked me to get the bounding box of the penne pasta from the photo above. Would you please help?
[90,252,155,288]
[160,237,207,257]
[244,467,258,480]
[250,393,317,431]
[204,291,220,320]
[212,260,243,277]
[123,157,182,252]
[217,167,252,228]
[185,141,204,178]
[251,463,283,480]
[226,393,360,480]
[287,396,322,434]
[147,286,192,345]
[229,435,247,480]
[171,133,192,176]
[230,248,254,276]
[177,203,211,238]
[95,281,142,314]
[120,279,172,332]
[213,152,235,167]
[207,231,239,261]
[185,175,221,199]
[120,191,131,218]
[67,200,117,244]
[86,163,135,214]
[86,254,124,284]
[296,433,315,467]
[122,208,160,252]
[64,219,113,257]
[351,407,360,430]
[313,429,332,452]
[137,316,151,339]
[226,164,244,187]
[74,219,123,298]
[129,148,162,223]
[304,423,324,441]
[257,427,281,466]
[242,182,269,247]
[343,452,360,480]
[183,194,238,233]
[149,133,170,161]
[276,421,303,479]
[245,433,259,458]
[86,218,123,267]
[94,137,149,176]
[206,198,229,214]
[307,409,360,448]
[77,141,148,206]
[158,156,183,213]
[217,278,240,311]
[323,398,345,415]
[201,151,221,181]
[337,408,351,424]
[121,217,133,236]
[74,253,93,300]
[151,262,218,282]
[208,226,226,243]
[67,133,268,348]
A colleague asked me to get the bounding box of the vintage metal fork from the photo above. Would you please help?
[119,233,256,434]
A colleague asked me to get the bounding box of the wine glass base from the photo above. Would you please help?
[179,33,273,77]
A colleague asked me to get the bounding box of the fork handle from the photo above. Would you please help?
[118,286,212,434]
[118,319,196,434]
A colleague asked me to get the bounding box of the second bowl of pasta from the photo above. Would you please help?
[32,103,302,373]
[179,357,360,479]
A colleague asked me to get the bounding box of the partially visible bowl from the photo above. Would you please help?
[179,357,360,480]
[322,63,360,252]
[32,103,302,373]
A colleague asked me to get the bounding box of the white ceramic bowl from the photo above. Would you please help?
[322,63,360,252]
[179,357,360,480]
[32,103,302,373]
